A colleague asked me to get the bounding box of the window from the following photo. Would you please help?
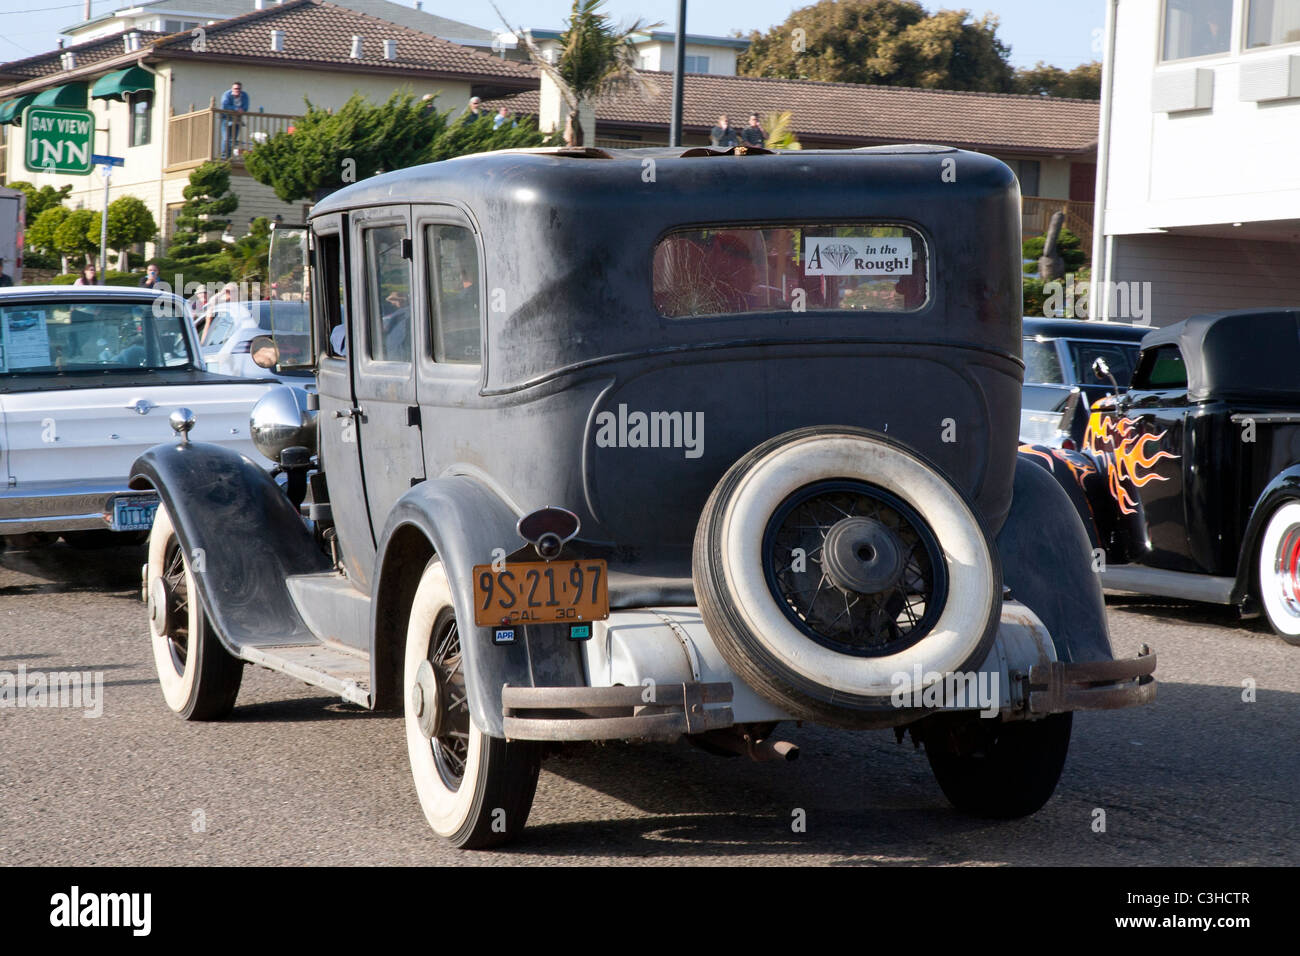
[1009,159,1040,197]
[1068,340,1141,388]
[425,224,481,364]
[1248,0,1300,47]
[1023,337,1065,385]
[363,225,411,363]
[1133,345,1188,390]
[314,232,348,358]
[1162,0,1233,60]
[683,54,711,73]
[0,300,192,374]
[653,223,929,318]
[128,91,152,147]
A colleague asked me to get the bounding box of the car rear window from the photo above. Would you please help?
[0,299,193,374]
[1133,344,1188,390]
[653,223,929,318]
[1023,337,1065,385]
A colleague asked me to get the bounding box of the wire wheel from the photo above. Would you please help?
[763,479,947,657]
[427,611,472,790]
[161,539,191,676]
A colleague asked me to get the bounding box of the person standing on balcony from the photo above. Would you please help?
[220,81,249,159]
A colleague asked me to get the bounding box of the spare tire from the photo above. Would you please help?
[693,426,1001,727]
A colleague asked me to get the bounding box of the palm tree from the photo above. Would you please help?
[497,0,659,147]
[761,111,802,150]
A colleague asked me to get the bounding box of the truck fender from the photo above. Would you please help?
[1017,443,1115,552]
[996,457,1114,663]
[130,441,330,655]
[1231,465,1300,608]
[370,476,586,736]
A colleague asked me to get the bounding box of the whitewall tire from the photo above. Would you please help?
[1257,500,1300,646]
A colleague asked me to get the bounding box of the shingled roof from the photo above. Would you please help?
[0,30,166,84]
[150,0,534,84]
[497,71,1099,155]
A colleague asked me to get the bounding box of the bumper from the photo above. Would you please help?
[0,481,157,535]
[503,682,734,741]
[1027,647,1157,713]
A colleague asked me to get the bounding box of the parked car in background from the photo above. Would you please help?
[1020,317,1147,448]
[200,299,313,383]
[1023,308,1300,644]
[0,286,276,549]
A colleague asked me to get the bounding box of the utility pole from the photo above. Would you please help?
[669,0,686,147]
[98,163,110,276]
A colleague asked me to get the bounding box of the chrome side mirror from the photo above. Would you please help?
[250,334,280,370]
[1091,356,1122,395]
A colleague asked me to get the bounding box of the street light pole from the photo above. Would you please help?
[98,163,111,277]
[669,0,686,147]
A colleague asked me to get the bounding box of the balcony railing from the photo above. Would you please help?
[1023,196,1094,251]
[166,106,299,171]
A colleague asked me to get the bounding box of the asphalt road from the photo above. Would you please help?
[1,539,1295,866]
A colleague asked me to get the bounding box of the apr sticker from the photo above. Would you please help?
[804,236,913,276]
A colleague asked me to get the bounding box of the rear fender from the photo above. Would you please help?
[371,477,586,735]
[996,457,1113,663]
[1017,443,1114,553]
[130,441,331,655]
[1231,466,1300,609]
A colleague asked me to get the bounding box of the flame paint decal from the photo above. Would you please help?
[1083,415,1178,516]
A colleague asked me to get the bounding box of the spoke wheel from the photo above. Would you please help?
[763,479,947,657]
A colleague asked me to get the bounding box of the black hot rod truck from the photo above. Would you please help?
[1024,308,1300,644]
[130,144,1155,848]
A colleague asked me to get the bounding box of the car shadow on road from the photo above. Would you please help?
[0,542,145,594]
[1103,592,1273,635]
[228,696,396,723]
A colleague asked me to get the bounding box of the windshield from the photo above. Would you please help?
[1068,340,1141,387]
[0,298,194,374]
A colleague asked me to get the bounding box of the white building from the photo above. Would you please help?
[506,28,749,76]
[1093,0,1300,324]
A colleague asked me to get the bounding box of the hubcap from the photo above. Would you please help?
[1274,524,1300,619]
[762,479,948,656]
[412,659,443,740]
[148,576,170,633]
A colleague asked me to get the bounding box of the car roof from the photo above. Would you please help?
[1022,317,1150,341]
[1140,308,1300,402]
[0,285,185,304]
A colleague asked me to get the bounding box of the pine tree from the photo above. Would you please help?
[169,161,238,262]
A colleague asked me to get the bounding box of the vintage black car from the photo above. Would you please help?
[1020,317,1147,448]
[131,144,1154,849]
[1023,308,1300,644]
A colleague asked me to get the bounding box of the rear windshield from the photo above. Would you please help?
[1068,339,1141,387]
[653,223,929,318]
[0,298,193,374]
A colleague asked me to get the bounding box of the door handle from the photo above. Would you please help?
[333,406,365,420]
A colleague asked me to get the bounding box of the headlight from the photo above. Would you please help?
[250,385,317,462]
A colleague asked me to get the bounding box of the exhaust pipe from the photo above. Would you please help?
[692,728,800,762]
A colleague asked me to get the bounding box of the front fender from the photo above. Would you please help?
[996,457,1113,663]
[1231,465,1300,608]
[130,440,329,654]
[372,477,586,736]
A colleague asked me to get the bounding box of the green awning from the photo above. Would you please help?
[0,93,36,126]
[31,82,88,108]
[90,66,153,102]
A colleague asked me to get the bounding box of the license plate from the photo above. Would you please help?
[472,559,609,627]
[110,495,159,532]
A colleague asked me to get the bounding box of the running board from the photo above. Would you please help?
[239,642,372,708]
[1099,565,1236,605]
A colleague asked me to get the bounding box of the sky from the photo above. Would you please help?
[0,0,1106,69]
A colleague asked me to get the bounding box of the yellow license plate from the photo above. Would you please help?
[472,559,609,627]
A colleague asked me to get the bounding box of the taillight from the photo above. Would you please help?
[1061,438,1076,450]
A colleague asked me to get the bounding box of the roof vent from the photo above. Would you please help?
[255,0,265,9]
[271,29,285,53]
[123,31,142,52]
[350,35,363,59]
[415,2,423,9]
[61,51,77,70]
[383,39,397,60]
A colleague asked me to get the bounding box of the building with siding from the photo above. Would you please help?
[1093,0,1300,325]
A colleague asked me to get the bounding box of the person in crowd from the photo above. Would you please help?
[710,114,738,148]
[219,81,249,158]
[493,106,515,130]
[464,96,486,122]
[139,263,161,289]
[740,113,766,148]
[74,262,101,285]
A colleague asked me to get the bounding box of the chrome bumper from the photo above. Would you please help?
[502,682,735,741]
[1027,647,1157,713]
[0,481,156,535]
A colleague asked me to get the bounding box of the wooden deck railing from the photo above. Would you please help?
[1023,196,1095,250]
[165,106,299,171]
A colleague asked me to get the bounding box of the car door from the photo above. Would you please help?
[311,214,377,588]
[412,205,485,480]
[1111,343,1191,570]
[351,206,426,545]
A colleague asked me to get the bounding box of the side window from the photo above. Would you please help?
[314,231,347,357]
[1023,337,1064,384]
[1132,345,1188,391]
[426,223,481,364]
[364,224,411,363]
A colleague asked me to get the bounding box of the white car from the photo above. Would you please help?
[0,285,277,547]
[200,299,313,384]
